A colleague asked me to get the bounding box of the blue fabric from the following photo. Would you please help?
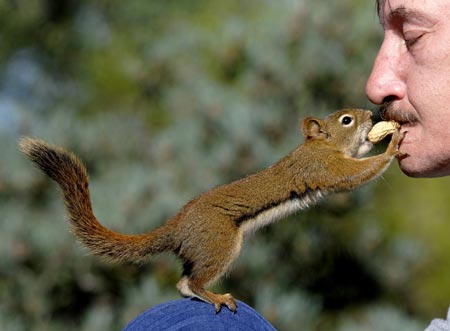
[123,298,277,331]
[426,308,450,331]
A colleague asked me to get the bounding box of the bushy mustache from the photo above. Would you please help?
[379,102,418,124]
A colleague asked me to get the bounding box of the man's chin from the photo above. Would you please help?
[398,162,425,178]
[398,156,450,178]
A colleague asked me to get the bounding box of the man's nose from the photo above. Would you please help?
[366,36,407,105]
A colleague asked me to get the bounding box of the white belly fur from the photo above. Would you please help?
[239,190,323,236]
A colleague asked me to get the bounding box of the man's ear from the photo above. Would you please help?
[301,117,328,139]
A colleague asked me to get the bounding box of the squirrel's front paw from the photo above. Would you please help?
[387,130,404,154]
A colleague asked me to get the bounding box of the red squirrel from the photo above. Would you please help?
[20,109,401,312]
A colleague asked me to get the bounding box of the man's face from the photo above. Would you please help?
[366,0,450,177]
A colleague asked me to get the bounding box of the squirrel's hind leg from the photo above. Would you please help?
[176,236,242,312]
[175,222,243,312]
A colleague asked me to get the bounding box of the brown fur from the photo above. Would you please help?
[19,109,401,312]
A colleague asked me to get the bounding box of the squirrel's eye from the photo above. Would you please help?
[340,115,353,126]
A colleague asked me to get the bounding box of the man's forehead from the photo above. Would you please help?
[376,0,384,15]
[377,0,405,22]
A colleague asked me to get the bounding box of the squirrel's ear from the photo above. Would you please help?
[301,117,327,139]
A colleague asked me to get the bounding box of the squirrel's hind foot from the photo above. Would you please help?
[212,293,237,313]
[177,276,237,313]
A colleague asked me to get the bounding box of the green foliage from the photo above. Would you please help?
[1,0,449,330]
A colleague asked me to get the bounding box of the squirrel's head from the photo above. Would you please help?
[301,109,374,158]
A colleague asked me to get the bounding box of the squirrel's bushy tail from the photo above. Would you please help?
[19,137,174,264]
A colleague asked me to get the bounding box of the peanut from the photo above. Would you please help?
[368,120,400,143]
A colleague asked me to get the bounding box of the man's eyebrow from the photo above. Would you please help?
[380,5,432,25]
[389,6,414,19]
